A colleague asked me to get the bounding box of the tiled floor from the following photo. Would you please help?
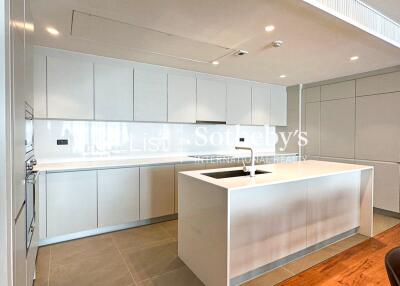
[34,213,400,286]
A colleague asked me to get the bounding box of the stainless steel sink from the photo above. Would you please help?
[202,169,270,179]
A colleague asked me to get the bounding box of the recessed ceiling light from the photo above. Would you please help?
[350,56,359,61]
[46,27,59,36]
[265,25,275,32]
[280,74,287,78]
[212,60,220,66]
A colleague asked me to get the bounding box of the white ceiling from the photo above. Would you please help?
[31,0,400,86]
[362,0,400,24]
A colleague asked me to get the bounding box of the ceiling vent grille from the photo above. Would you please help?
[303,0,400,48]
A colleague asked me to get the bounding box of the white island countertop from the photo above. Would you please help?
[34,152,298,172]
[180,160,373,191]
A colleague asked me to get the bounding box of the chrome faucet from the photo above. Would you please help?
[235,146,256,177]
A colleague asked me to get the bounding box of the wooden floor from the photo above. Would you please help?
[277,224,400,286]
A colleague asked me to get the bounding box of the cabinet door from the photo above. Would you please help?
[303,86,320,103]
[167,72,196,123]
[270,85,287,126]
[33,53,47,118]
[251,85,270,125]
[356,71,400,96]
[47,171,97,237]
[14,206,26,286]
[94,63,133,121]
[357,160,400,213]
[321,80,355,101]
[98,168,140,227]
[134,68,167,122]
[196,76,226,122]
[140,165,175,219]
[47,56,94,119]
[355,93,400,162]
[320,98,355,158]
[227,81,252,125]
[174,163,206,213]
[305,102,320,156]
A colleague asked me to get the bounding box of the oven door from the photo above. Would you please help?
[26,171,37,250]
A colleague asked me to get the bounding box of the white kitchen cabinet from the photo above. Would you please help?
[303,86,321,103]
[14,206,26,286]
[321,80,355,101]
[307,172,359,246]
[33,53,47,118]
[140,165,175,219]
[47,56,94,119]
[356,71,400,96]
[94,63,133,121]
[174,163,206,213]
[38,172,47,240]
[251,84,270,125]
[355,93,400,162]
[270,85,287,126]
[196,75,227,122]
[320,98,355,159]
[305,102,320,156]
[98,168,140,227]
[357,160,400,213]
[47,171,97,237]
[226,81,252,125]
[167,71,197,123]
[134,68,167,122]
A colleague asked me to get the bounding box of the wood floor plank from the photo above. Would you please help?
[278,225,400,286]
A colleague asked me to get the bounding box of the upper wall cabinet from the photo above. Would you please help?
[94,63,133,121]
[303,86,320,103]
[226,80,252,125]
[167,71,197,123]
[356,71,400,96]
[270,85,287,126]
[33,53,46,118]
[47,56,94,119]
[320,98,355,159]
[251,85,270,126]
[134,68,167,122]
[196,75,227,122]
[321,80,355,101]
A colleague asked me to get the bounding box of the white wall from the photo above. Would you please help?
[34,120,276,162]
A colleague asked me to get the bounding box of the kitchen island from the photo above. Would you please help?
[178,160,374,286]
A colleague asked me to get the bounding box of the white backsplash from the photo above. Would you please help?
[34,120,276,162]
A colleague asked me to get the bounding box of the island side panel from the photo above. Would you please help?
[359,168,374,236]
[229,181,308,279]
[306,172,361,246]
[178,173,230,286]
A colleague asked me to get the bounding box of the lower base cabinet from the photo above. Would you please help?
[47,170,97,237]
[98,168,140,227]
[14,206,26,286]
[140,165,175,220]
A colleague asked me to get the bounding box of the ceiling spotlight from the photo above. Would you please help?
[280,75,287,78]
[212,60,220,65]
[350,56,359,61]
[236,50,248,56]
[46,27,59,36]
[272,40,283,48]
[265,25,275,32]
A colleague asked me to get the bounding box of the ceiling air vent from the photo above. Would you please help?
[303,0,400,48]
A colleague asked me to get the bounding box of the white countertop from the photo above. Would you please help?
[180,160,373,190]
[34,151,298,172]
